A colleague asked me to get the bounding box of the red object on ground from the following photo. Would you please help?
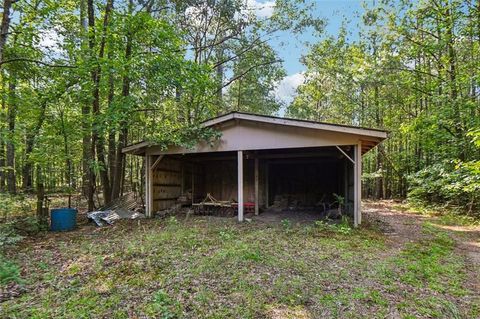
[232,202,255,214]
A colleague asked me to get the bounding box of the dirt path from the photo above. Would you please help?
[363,200,480,293]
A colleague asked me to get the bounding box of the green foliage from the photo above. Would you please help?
[0,194,32,219]
[287,0,480,214]
[0,222,23,249]
[408,160,480,214]
[280,218,292,231]
[0,255,22,285]
[314,216,352,235]
[145,289,181,319]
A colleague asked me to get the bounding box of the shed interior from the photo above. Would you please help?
[151,146,355,218]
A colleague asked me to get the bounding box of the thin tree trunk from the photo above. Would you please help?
[0,93,6,191]
[107,59,116,195]
[59,109,72,193]
[6,78,16,193]
[0,0,13,65]
[22,100,47,191]
[111,6,132,199]
[36,165,47,227]
[81,0,95,211]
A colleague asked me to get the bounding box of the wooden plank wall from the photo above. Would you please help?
[200,159,265,205]
[152,156,182,211]
[268,160,341,206]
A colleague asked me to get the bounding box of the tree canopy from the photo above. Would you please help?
[0,0,478,218]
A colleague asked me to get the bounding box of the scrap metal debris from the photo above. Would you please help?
[88,208,145,226]
[88,193,145,226]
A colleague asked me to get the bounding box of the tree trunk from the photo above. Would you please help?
[0,93,6,191]
[36,165,48,227]
[59,109,72,193]
[111,15,132,200]
[107,59,116,195]
[88,0,113,205]
[0,0,13,64]
[22,100,47,191]
[81,0,95,211]
[6,78,16,193]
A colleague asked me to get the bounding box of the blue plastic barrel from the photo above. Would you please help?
[50,208,77,231]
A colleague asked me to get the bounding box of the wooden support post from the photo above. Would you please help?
[265,162,269,208]
[344,158,349,214]
[237,150,244,222]
[145,155,153,218]
[191,164,195,205]
[181,164,184,195]
[353,143,362,227]
[254,157,259,215]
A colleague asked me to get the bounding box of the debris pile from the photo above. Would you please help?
[88,208,145,226]
[271,194,302,211]
[87,193,145,226]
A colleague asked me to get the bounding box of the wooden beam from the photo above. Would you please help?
[145,155,154,218]
[151,155,164,170]
[357,141,362,225]
[344,158,349,213]
[256,151,339,160]
[181,164,184,194]
[353,143,362,227]
[237,150,244,222]
[335,145,354,164]
[265,161,269,208]
[191,164,195,205]
[254,158,259,215]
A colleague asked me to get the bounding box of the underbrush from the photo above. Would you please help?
[407,160,480,218]
[0,221,25,286]
[0,255,22,285]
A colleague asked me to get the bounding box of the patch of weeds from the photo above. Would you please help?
[242,248,262,262]
[314,216,353,235]
[0,255,22,284]
[144,289,181,318]
[218,227,236,241]
[213,242,265,265]
[0,221,23,248]
[281,219,292,232]
[364,289,388,307]
[166,216,179,227]
[273,275,309,306]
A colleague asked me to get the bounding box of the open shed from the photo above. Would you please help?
[123,112,387,226]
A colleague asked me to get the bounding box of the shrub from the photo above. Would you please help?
[408,160,480,214]
[0,255,22,285]
[0,193,32,220]
[0,222,23,249]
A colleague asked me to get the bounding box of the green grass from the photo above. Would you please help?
[1,216,478,318]
[393,202,480,226]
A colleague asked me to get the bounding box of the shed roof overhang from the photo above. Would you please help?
[123,112,388,156]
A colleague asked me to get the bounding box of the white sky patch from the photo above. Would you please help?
[245,0,276,18]
[275,72,305,105]
[38,28,65,56]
